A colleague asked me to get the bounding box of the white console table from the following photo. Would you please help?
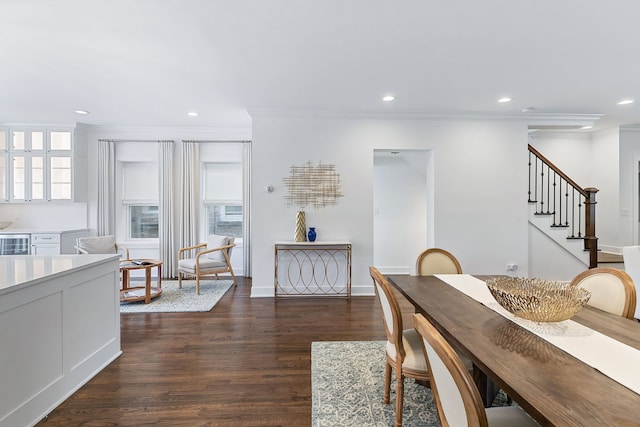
[274,241,352,300]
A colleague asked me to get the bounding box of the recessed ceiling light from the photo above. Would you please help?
[581,125,593,130]
[187,111,199,117]
[382,95,395,102]
[498,97,512,103]
[74,110,89,115]
[617,99,635,105]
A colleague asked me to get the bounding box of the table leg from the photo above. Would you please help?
[473,365,500,407]
[144,267,151,304]
[122,269,130,291]
[157,264,162,289]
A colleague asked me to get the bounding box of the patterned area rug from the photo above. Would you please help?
[119,279,234,313]
[312,341,509,427]
[312,340,439,427]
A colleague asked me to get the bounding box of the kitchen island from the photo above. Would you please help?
[0,254,121,427]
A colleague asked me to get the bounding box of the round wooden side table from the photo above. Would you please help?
[119,259,163,304]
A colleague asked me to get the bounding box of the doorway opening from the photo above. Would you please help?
[373,149,433,275]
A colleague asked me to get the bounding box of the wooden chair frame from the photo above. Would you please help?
[177,241,237,295]
[416,248,462,276]
[413,312,488,427]
[570,267,637,320]
[370,266,430,427]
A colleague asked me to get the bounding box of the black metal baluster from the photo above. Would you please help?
[564,181,569,227]
[533,156,538,213]
[577,195,583,238]
[552,172,557,225]
[528,151,533,202]
[570,187,576,237]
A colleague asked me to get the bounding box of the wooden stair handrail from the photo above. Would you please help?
[528,144,588,198]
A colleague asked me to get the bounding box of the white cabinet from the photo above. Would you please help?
[31,233,61,255]
[30,229,90,255]
[0,127,73,203]
[0,255,121,427]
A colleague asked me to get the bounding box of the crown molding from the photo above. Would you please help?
[83,124,252,141]
[247,107,603,126]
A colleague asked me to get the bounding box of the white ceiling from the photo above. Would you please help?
[2,0,640,131]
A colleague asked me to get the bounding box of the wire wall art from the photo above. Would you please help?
[283,161,344,210]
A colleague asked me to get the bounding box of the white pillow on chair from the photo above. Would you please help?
[206,235,229,261]
[77,235,117,254]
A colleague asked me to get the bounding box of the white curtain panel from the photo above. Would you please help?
[180,141,200,250]
[97,140,115,236]
[159,140,175,278]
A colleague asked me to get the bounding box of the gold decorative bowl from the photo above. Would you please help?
[486,277,591,322]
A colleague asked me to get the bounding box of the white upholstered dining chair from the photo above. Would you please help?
[569,267,637,320]
[413,313,540,427]
[622,246,640,319]
[416,248,463,275]
[369,266,430,427]
[177,234,237,295]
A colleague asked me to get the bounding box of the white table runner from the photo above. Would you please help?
[435,274,640,395]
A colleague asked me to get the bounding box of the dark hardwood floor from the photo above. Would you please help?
[37,278,407,427]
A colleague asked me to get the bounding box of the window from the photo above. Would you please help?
[129,205,159,238]
[121,161,158,239]
[206,204,242,237]
[220,205,242,222]
[203,162,242,238]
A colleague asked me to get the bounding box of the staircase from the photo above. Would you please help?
[528,144,598,269]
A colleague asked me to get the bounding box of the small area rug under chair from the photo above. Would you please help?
[312,340,509,427]
[119,279,234,313]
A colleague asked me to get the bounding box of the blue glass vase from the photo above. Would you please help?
[308,227,317,242]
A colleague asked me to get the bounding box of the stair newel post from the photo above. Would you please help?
[584,187,599,269]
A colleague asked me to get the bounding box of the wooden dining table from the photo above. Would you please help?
[386,274,640,427]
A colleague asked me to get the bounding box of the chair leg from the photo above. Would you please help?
[395,374,404,427]
[229,268,237,286]
[178,272,182,288]
[383,362,391,404]
[196,276,201,295]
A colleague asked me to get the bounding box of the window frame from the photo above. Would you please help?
[117,159,159,242]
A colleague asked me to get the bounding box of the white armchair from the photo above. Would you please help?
[75,235,129,259]
[177,234,237,295]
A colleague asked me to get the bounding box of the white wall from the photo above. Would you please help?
[528,223,588,281]
[249,113,529,297]
[591,128,621,252]
[0,202,87,230]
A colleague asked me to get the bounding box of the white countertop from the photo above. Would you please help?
[0,254,119,293]
[0,228,90,234]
